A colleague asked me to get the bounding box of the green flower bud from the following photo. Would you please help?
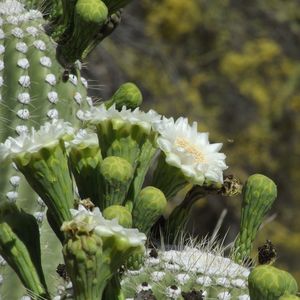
[99,156,133,209]
[105,82,143,110]
[132,186,167,234]
[103,205,133,228]
[248,265,298,300]
[234,174,277,263]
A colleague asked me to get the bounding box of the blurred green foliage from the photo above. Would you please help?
[87,0,300,281]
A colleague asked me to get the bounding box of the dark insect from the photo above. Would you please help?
[258,240,277,265]
[149,248,158,258]
[62,69,70,82]
[56,263,69,281]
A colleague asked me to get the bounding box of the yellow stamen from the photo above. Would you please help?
[175,137,205,163]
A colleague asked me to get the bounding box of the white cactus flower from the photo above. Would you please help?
[81,104,161,132]
[155,117,227,184]
[63,205,146,247]
[0,119,74,161]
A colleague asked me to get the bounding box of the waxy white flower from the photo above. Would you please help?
[81,104,161,132]
[0,119,74,161]
[155,117,227,184]
[64,205,146,247]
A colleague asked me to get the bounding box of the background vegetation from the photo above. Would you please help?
[84,0,300,281]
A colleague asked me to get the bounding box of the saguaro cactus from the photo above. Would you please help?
[0,2,298,300]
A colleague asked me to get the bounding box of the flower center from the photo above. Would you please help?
[175,137,205,163]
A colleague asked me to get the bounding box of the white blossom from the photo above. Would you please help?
[0,120,74,161]
[155,117,227,184]
[81,104,161,132]
[62,205,146,247]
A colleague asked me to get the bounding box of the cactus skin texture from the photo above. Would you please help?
[248,265,298,300]
[234,174,277,263]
